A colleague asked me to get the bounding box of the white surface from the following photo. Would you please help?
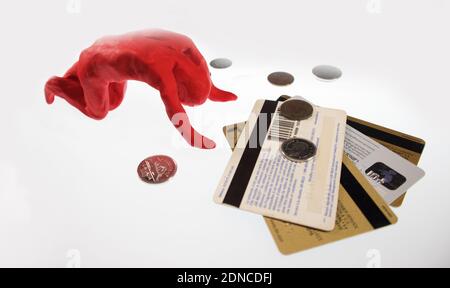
[0,0,449,267]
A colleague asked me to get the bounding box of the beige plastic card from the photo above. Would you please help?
[214,100,347,231]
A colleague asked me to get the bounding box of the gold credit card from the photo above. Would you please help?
[223,122,398,255]
[346,116,425,206]
[264,156,398,255]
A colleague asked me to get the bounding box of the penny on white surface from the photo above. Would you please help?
[137,155,177,184]
[267,71,295,86]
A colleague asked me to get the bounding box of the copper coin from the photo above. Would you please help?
[280,99,314,121]
[137,155,177,184]
[267,71,295,86]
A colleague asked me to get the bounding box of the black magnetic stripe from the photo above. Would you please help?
[340,164,391,229]
[347,119,425,154]
[223,100,278,207]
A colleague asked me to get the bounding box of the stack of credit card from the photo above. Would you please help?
[214,99,347,231]
[215,96,426,254]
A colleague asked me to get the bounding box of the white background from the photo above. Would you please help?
[0,0,449,267]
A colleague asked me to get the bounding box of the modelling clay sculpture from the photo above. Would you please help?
[45,30,237,149]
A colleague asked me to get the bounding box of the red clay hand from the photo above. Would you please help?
[45,29,237,149]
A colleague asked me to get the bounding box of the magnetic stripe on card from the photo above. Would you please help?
[223,100,278,207]
[347,119,425,154]
[340,163,392,228]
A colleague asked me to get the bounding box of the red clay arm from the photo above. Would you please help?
[159,72,216,149]
[44,30,237,149]
[209,84,238,102]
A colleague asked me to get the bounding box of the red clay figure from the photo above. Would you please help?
[45,29,237,149]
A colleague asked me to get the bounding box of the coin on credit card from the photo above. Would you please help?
[280,138,317,162]
[137,155,177,184]
[280,99,314,121]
